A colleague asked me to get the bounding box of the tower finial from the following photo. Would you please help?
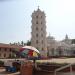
[65,34,68,39]
[37,6,40,10]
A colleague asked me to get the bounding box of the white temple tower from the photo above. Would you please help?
[31,7,47,57]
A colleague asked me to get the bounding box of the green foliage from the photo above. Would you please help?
[71,39,75,44]
[9,40,31,46]
[0,61,4,67]
[26,40,31,46]
[9,41,26,46]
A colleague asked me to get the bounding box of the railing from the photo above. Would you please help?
[54,63,74,75]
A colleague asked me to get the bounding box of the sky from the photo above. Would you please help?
[0,0,75,44]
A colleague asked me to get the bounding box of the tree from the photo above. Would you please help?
[21,41,24,46]
[26,40,31,46]
[71,39,75,44]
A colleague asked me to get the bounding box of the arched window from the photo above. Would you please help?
[10,48,11,52]
[5,48,7,51]
[41,16,42,18]
[36,16,38,18]
[4,53,6,57]
[36,27,38,30]
[41,28,43,31]
[36,21,38,24]
[41,34,43,37]
[41,22,42,24]
[36,34,38,37]
[36,40,38,44]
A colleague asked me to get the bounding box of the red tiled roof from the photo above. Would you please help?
[0,43,22,48]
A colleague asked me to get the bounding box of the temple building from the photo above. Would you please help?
[0,8,75,58]
[47,34,75,57]
[31,8,75,57]
[31,7,47,57]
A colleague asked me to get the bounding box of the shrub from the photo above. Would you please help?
[0,61,4,67]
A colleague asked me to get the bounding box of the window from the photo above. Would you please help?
[41,34,43,37]
[36,21,38,24]
[41,16,42,18]
[36,40,38,44]
[41,22,42,24]
[36,34,38,37]
[41,28,43,31]
[36,16,38,18]
[10,48,11,52]
[5,48,7,51]
[4,53,6,57]
[36,27,38,30]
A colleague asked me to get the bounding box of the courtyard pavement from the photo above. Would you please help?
[0,58,75,75]
[36,58,75,64]
[0,68,20,75]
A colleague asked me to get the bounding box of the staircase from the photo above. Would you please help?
[34,63,75,75]
[54,63,74,75]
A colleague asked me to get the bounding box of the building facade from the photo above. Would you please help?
[47,34,75,57]
[0,43,22,58]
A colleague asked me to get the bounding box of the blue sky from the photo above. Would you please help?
[0,0,75,44]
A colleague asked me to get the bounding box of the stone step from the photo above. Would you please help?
[34,70,75,75]
[56,72,75,75]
